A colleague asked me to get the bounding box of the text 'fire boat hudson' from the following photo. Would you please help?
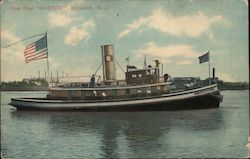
[10,45,223,111]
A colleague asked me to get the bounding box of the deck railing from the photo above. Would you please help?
[48,82,171,100]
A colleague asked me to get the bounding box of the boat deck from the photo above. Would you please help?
[9,84,222,111]
[12,84,220,103]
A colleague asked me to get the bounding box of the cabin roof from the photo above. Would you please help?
[127,67,159,72]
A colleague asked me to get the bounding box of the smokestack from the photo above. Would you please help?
[101,44,116,85]
[213,68,215,78]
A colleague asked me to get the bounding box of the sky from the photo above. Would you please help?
[1,0,249,82]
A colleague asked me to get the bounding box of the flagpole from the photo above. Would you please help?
[144,55,147,68]
[125,56,129,72]
[208,51,211,85]
[45,32,50,84]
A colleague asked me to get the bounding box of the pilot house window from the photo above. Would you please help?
[132,74,137,78]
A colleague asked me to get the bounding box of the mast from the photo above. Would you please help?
[50,71,53,82]
[208,51,211,85]
[161,63,163,77]
[57,70,59,83]
[45,32,50,83]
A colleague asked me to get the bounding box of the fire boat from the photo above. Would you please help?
[9,45,223,111]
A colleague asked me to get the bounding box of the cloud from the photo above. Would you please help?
[119,7,225,39]
[2,30,21,44]
[134,42,199,58]
[49,57,61,70]
[176,60,193,65]
[118,17,148,39]
[1,30,24,60]
[64,20,95,46]
[1,30,26,81]
[48,13,73,27]
[48,1,86,27]
[217,72,235,82]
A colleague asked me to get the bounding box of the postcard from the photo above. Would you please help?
[1,0,249,158]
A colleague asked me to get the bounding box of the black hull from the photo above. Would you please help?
[13,93,221,112]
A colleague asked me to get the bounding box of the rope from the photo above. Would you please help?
[115,59,125,73]
[93,63,102,76]
[2,33,46,48]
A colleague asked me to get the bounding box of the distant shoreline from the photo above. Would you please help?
[1,80,249,92]
[1,90,48,92]
[1,88,48,91]
[221,89,249,91]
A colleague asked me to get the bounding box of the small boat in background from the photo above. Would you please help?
[9,44,223,111]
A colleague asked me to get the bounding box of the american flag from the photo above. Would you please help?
[24,35,48,63]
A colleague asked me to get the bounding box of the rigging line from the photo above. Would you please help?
[93,63,102,76]
[115,60,125,73]
[2,33,46,48]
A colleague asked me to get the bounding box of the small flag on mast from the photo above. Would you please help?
[198,51,209,64]
[24,35,48,63]
[125,56,129,62]
[125,56,129,66]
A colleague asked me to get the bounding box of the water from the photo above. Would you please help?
[1,91,249,158]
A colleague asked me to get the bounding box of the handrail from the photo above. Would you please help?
[49,82,172,91]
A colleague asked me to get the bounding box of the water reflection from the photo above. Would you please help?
[10,109,224,157]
